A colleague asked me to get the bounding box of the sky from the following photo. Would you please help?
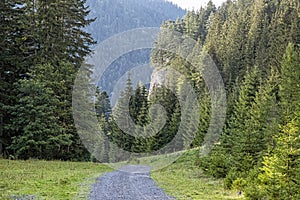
[167,0,226,10]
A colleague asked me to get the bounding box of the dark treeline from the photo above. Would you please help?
[0,0,95,160]
[93,73,193,162]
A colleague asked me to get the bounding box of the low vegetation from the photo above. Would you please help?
[144,149,245,200]
[0,159,112,200]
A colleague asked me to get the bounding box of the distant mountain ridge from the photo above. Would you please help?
[85,0,185,95]
[86,0,185,43]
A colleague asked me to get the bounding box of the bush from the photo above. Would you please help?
[243,167,265,200]
[224,168,239,189]
[244,184,265,200]
[199,150,233,179]
[232,178,247,191]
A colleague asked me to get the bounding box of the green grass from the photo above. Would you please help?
[0,150,246,200]
[0,159,112,200]
[149,149,246,200]
[111,150,186,171]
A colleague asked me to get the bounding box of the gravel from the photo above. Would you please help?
[10,195,35,200]
[89,165,174,200]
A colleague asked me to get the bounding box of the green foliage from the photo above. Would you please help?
[95,90,111,119]
[0,0,29,157]
[279,43,300,121]
[86,0,185,43]
[0,0,95,160]
[150,3,299,199]
[205,66,262,179]
[258,119,300,200]
[7,62,91,160]
[242,167,265,200]
[224,169,240,190]
[231,178,247,192]
[1,1,299,199]
[199,146,233,178]
[253,44,300,200]
[9,79,66,159]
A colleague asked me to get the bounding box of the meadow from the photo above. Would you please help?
[121,149,245,200]
[150,150,245,200]
[1,149,244,200]
[0,159,112,200]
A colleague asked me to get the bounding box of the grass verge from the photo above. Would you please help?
[0,159,112,200]
[150,149,245,200]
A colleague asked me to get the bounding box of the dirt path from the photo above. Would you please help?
[89,165,174,200]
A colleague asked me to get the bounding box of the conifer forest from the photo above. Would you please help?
[1,0,299,199]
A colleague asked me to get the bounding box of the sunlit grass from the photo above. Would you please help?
[0,150,246,200]
[115,148,245,199]
[0,159,112,200]
[150,149,245,200]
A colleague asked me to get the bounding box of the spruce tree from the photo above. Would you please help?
[279,43,300,122]
[224,66,261,157]
[0,0,28,156]
[9,78,66,159]
[255,44,300,199]
[258,116,300,200]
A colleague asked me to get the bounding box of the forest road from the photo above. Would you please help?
[89,165,174,200]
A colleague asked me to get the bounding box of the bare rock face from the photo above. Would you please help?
[148,68,169,96]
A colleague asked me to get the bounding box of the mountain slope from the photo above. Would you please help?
[86,0,185,43]
[85,0,185,95]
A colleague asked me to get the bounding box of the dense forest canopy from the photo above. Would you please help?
[0,0,299,199]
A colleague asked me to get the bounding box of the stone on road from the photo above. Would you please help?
[89,165,174,200]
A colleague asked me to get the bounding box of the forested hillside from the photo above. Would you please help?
[94,0,299,198]
[86,0,185,43]
[148,0,299,199]
[85,0,185,94]
[1,0,299,199]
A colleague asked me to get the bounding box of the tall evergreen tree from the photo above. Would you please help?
[0,0,95,159]
[258,115,300,200]
[278,43,300,122]
[9,78,67,159]
[256,43,300,200]
[223,66,261,156]
[0,0,28,156]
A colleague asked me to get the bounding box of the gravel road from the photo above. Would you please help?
[89,165,174,200]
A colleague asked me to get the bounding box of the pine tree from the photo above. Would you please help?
[223,66,261,157]
[258,116,300,200]
[192,89,211,147]
[1,0,95,159]
[243,68,279,164]
[95,89,111,120]
[0,0,29,157]
[9,78,67,159]
[279,43,300,122]
[256,44,300,199]
[20,0,95,67]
